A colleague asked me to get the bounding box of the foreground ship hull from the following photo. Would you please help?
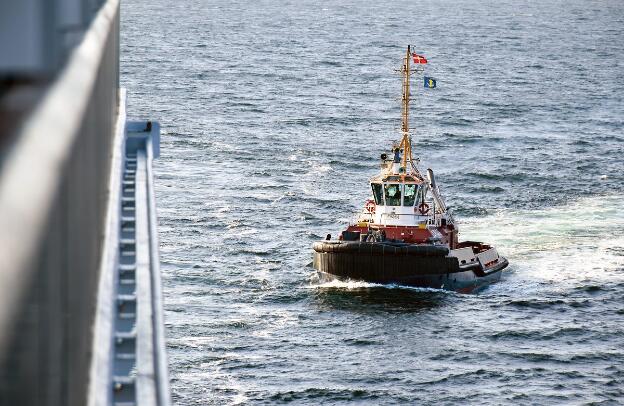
[313,242,508,293]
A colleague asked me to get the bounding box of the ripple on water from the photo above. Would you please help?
[123,0,624,403]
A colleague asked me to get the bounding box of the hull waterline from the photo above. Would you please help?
[313,244,508,293]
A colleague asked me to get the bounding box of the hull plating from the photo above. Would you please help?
[313,250,507,293]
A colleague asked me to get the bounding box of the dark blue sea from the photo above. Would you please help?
[121,0,624,404]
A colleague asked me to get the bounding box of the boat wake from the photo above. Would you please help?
[308,195,624,296]
[308,278,452,294]
[460,194,624,291]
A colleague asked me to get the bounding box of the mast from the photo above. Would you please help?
[402,45,410,137]
[400,45,414,173]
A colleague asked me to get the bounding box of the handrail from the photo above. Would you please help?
[89,119,169,406]
[145,127,171,406]
[135,148,158,403]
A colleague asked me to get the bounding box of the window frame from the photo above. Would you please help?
[371,183,384,205]
[403,184,418,207]
[383,183,402,207]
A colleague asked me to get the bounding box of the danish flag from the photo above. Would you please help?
[412,53,428,64]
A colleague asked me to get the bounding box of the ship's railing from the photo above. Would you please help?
[89,114,170,406]
[366,212,449,228]
[377,212,431,227]
[427,213,443,227]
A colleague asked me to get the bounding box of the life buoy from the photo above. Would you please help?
[365,200,376,214]
[417,202,430,215]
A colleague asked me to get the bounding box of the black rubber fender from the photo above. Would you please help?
[312,241,449,257]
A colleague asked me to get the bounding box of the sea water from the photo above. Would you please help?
[121,0,624,403]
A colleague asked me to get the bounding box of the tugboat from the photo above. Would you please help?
[312,46,508,293]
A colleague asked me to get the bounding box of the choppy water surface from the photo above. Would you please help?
[121,0,624,404]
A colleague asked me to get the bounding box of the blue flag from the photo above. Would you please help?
[424,77,436,88]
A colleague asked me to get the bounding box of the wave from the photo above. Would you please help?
[268,387,382,402]
[460,195,624,290]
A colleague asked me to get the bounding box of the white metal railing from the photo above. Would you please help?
[375,212,442,227]
[89,114,169,406]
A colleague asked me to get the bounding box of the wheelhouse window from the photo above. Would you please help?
[404,184,417,206]
[371,183,384,205]
[384,184,401,206]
